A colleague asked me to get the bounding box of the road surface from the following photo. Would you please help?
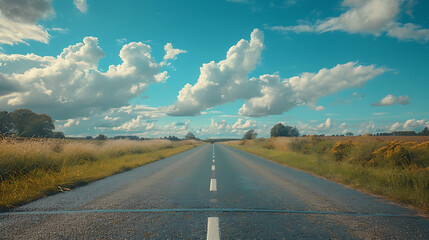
[0,144,428,239]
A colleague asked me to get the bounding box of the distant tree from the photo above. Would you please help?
[114,135,140,140]
[420,127,429,136]
[95,134,107,140]
[0,111,12,134]
[346,132,354,136]
[270,123,299,137]
[9,109,55,137]
[243,130,257,140]
[288,126,299,137]
[167,135,180,141]
[185,132,196,140]
[85,136,93,140]
[392,131,417,136]
[52,132,65,139]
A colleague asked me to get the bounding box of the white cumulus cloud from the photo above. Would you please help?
[168,29,384,117]
[163,43,187,61]
[64,118,80,128]
[271,0,429,42]
[317,118,332,130]
[0,37,172,119]
[389,119,429,132]
[0,0,54,23]
[403,119,429,130]
[0,0,54,45]
[168,28,264,116]
[389,121,402,131]
[0,73,22,96]
[73,0,88,13]
[113,115,156,132]
[232,118,257,130]
[239,62,384,117]
[371,94,410,106]
[210,118,229,131]
[358,120,377,134]
[315,106,325,111]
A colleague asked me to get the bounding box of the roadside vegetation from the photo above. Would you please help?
[0,138,200,211]
[228,135,429,213]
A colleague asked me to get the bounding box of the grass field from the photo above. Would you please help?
[225,136,429,214]
[0,138,201,211]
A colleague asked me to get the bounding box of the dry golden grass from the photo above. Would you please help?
[319,135,429,143]
[0,138,201,210]
[226,136,429,213]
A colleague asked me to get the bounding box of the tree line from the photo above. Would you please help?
[242,123,429,139]
[242,123,299,140]
[0,109,64,138]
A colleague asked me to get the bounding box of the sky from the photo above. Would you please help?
[0,0,428,139]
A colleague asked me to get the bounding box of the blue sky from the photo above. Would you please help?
[0,0,428,138]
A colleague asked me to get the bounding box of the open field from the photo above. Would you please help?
[0,138,201,211]
[225,136,429,213]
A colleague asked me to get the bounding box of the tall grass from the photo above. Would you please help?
[0,138,200,210]
[228,136,429,213]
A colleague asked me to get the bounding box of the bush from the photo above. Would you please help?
[330,140,353,161]
[371,141,429,168]
[347,142,380,165]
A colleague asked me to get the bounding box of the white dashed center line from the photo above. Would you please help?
[208,146,219,239]
[207,217,220,240]
[210,179,217,192]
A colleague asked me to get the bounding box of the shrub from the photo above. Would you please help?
[330,140,353,161]
[347,142,380,165]
[370,141,418,168]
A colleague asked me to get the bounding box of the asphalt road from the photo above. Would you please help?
[0,144,428,239]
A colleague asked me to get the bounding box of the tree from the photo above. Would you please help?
[270,123,299,137]
[185,132,196,140]
[0,111,12,134]
[288,126,299,137]
[52,132,65,139]
[420,127,429,136]
[24,114,55,138]
[163,135,179,141]
[95,134,107,140]
[9,109,54,137]
[243,130,257,140]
